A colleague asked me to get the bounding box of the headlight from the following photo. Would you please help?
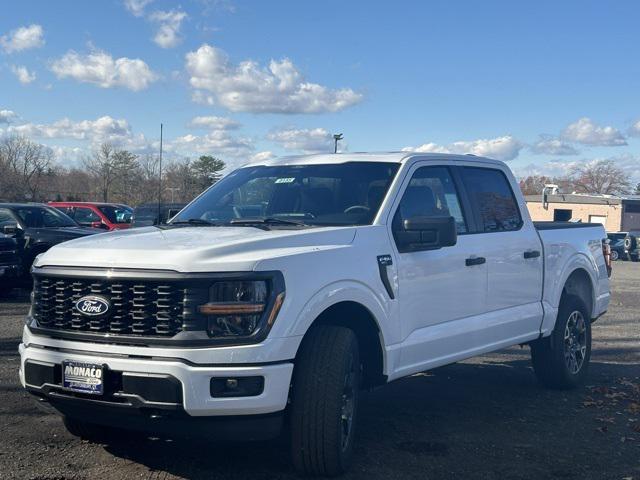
[199,279,285,339]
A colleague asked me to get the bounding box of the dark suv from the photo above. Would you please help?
[0,203,99,279]
[0,234,21,294]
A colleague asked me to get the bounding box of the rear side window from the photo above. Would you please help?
[461,167,522,232]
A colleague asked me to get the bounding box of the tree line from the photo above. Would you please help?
[519,159,639,196]
[0,135,226,206]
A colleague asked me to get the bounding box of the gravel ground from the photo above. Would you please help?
[0,263,638,480]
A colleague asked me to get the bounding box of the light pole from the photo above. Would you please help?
[333,133,343,154]
[166,187,180,203]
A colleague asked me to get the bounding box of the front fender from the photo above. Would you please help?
[278,280,394,376]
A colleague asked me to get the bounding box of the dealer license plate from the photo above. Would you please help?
[62,360,105,395]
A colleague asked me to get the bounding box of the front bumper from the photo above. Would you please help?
[0,264,20,285]
[19,341,294,418]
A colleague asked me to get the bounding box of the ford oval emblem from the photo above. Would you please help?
[75,295,110,316]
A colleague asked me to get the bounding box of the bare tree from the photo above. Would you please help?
[0,135,53,201]
[570,159,631,195]
[519,175,553,195]
[83,143,140,202]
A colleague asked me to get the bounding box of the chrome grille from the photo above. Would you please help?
[32,276,187,336]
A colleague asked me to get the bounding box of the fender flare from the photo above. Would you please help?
[283,280,392,373]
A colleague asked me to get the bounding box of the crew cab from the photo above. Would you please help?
[49,202,133,231]
[19,153,611,476]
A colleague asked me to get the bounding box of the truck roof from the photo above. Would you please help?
[246,152,506,167]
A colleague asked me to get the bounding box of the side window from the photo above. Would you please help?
[74,207,101,223]
[461,167,523,232]
[394,166,467,234]
[0,208,17,228]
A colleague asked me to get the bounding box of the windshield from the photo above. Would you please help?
[98,205,133,224]
[14,206,77,228]
[172,162,400,227]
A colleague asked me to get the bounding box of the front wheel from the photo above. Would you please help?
[610,250,619,261]
[531,295,591,389]
[290,325,361,476]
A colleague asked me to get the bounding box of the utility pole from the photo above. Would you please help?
[333,133,343,154]
[157,123,163,224]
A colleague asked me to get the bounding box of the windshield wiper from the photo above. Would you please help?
[168,218,220,226]
[229,217,309,227]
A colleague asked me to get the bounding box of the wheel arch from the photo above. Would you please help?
[561,268,594,318]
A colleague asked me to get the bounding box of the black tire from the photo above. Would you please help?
[531,295,591,389]
[610,250,619,261]
[63,416,117,443]
[631,254,640,263]
[290,325,361,476]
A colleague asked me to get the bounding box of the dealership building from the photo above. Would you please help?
[525,193,640,233]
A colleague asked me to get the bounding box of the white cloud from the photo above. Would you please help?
[0,110,17,124]
[7,115,136,145]
[250,151,276,163]
[169,131,254,158]
[185,44,363,113]
[628,119,640,138]
[402,135,523,161]
[149,10,187,48]
[188,115,240,130]
[0,24,44,53]
[50,49,158,91]
[529,135,579,156]
[123,0,154,16]
[562,117,626,146]
[10,65,36,84]
[267,127,335,153]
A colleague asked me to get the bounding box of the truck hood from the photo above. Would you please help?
[35,225,357,272]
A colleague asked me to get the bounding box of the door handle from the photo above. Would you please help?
[465,256,486,266]
[524,250,541,259]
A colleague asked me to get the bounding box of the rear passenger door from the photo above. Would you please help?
[460,167,544,341]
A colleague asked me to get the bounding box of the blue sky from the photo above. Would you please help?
[1,0,640,181]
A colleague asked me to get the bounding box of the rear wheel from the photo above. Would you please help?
[290,325,361,476]
[610,250,619,261]
[531,295,591,389]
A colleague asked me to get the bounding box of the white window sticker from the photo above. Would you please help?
[275,177,295,184]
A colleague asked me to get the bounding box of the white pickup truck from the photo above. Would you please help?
[19,152,611,476]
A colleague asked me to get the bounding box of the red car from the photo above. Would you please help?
[49,202,133,231]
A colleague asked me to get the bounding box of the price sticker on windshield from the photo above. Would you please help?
[275,178,295,184]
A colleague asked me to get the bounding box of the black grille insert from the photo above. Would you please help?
[32,276,193,336]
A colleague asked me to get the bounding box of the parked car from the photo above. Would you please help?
[19,153,610,476]
[606,232,629,261]
[0,203,100,278]
[131,203,186,227]
[0,234,21,295]
[49,202,133,231]
[625,231,640,262]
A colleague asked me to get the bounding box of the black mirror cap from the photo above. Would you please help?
[396,215,457,253]
[2,224,20,236]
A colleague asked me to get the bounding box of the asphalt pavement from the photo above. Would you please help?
[0,263,638,479]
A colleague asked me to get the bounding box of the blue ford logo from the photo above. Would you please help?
[75,296,110,316]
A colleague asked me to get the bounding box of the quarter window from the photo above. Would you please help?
[461,167,522,232]
[74,207,101,223]
[393,166,467,234]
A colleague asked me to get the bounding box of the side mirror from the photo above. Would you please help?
[2,224,20,236]
[395,216,457,253]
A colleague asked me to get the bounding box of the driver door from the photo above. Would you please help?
[392,165,488,376]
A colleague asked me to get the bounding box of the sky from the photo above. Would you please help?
[1,0,640,182]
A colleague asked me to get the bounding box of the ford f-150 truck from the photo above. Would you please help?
[19,153,611,476]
